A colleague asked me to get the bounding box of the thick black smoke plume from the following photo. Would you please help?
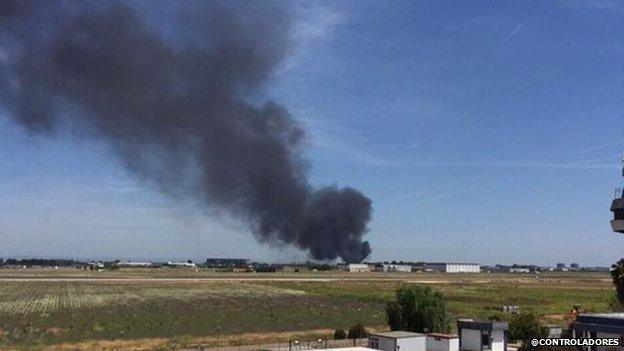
[0,1,372,262]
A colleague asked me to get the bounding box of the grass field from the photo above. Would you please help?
[0,269,615,350]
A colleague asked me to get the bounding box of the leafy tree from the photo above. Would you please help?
[508,312,549,350]
[386,301,403,330]
[611,259,624,304]
[347,324,368,339]
[386,285,450,333]
[333,329,347,340]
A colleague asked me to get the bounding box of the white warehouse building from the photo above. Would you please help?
[381,264,413,273]
[425,263,481,273]
[339,263,372,272]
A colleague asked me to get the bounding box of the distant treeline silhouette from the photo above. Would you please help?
[0,258,84,267]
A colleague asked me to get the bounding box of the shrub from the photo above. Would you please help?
[333,329,347,340]
[508,312,549,351]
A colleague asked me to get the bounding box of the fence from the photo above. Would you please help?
[104,337,369,351]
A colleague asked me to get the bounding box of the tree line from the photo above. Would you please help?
[0,258,84,267]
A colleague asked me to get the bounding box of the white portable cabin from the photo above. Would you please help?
[369,331,427,351]
[427,333,459,351]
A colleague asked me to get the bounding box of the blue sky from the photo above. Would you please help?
[1,0,624,265]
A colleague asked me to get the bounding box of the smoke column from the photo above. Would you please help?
[0,1,372,262]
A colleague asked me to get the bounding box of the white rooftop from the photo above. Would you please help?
[370,331,426,338]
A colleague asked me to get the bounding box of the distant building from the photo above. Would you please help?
[167,261,196,268]
[379,264,412,273]
[232,267,251,273]
[427,333,459,351]
[253,266,277,273]
[205,258,249,269]
[253,265,276,273]
[425,263,481,273]
[570,263,580,270]
[87,261,104,270]
[117,261,152,268]
[555,263,568,271]
[457,320,508,351]
[508,264,538,273]
[338,263,372,272]
[369,331,426,351]
[488,265,510,273]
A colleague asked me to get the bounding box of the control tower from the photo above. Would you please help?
[611,157,624,233]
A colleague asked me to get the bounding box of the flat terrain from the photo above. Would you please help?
[0,269,614,350]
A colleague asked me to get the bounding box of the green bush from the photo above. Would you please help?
[333,329,347,340]
[508,312,549,351]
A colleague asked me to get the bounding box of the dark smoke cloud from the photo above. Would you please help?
[0,0,372,262]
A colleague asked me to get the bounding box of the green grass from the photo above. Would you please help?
[0,281,385,349]
[257,272,614,323]
[0,271,615,350]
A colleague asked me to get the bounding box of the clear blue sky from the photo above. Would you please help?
[1,0,624,266]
